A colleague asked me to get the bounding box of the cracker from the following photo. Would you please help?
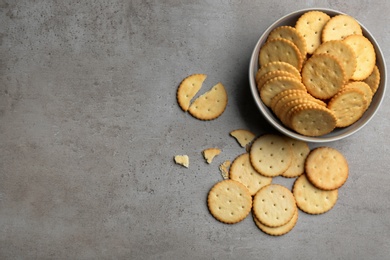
[258,38,303,71]
[301,53,346,99]
[207,179,252,224]
[281,137,310,178]
[252,184,297,227]
[260,76,306,107]
[219,160,231,180]
[343,34,376,80]
[363,65,380,95]
[305,147,349,191]
[327,87,367,127]
[249,134,292,177]
[322,14,363,42]
[343,81,373,110]
[293,174,338,214]
[288,104,337,136]
[188,82,228,120]
[174,155,189,168]
[257,70,297,91]
[253,205,298,236]
[177,74,207,111]
[314,40,357,80]
[278,99,321,128]
[230,129,256,148]
[229,153,273,196]
[202,148,221,164]
[267,25,307,59]
[255,61,301,84]
[295,11,331,54]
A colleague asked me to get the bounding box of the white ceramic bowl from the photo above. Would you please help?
[249,8,386,143]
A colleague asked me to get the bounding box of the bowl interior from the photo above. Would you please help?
[249,8,387,143]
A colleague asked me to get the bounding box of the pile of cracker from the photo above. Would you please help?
[207,133,348,236]
[256,11,380,136]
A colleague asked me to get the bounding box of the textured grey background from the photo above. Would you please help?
[1,0,390,259]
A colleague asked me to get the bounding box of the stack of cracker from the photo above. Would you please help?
[256,11,380,136]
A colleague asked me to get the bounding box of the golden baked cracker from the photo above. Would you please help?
[257,70,297,91]
[293,174,338,214]
[327,88,367,127]
[177,74,207,111]
[229,153,272,196]
[258,38,303,71]
[288,104,337,136]
[295,11,331,54]
[188,82,227,120]
[219,160,231,180]
[260,76,306,107]
[314,40,357,80]
[270,89,308,111]
[267,25,307,59]
[281,137,310,178]
[207,179,252,224]
[249,134,292,177]
[305,147,349,190]
[343,81,373,110]
[363,65,380,94]
[252,184,297,227]
[230,129,256,148]
[278,99,321,128]
[301,53,346,99]
[322,14,363,42]
[253,207,298,236]
[174,155,189,168]
[343,34,376,80]
[255,61,301,84]
[202,148,221,164]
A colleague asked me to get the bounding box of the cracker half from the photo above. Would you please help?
[253,206,298,236]
[305,147,349,191]
[230,129,256,148]
[322,14,362,42]
[202,148,221,164]
[252,184,297,228]
[188,82,228,120]
[207,179,252,224]
[293,174,338,214]
[249,134,292,177]
[177,74,207,111]
[295,11,331,54]
[281,137,310,178]
[229,153,273,196]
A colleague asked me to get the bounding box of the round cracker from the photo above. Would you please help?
[295,11,331,54]
[260,76,306,107]
[305,147,349,191]
[363,65,380,95]
[252,184,297,228]
[207,179,252,224]
[267,25,307,59]
[293,174,338,214]
[188,82,227,120]
[281,137,310,178]
[322,14,363,42]
[257,70,297,92]
[301,53,346,100]
[343,81,373,110]
[255,61,301,84]
[229,153,272,196]
[258,38,303,71]
[343,34,376,80]
[314,40,357,81]
[177,74,207,111]
[253,207,298,236]
[327,87,367,127]
[249,134,292,177]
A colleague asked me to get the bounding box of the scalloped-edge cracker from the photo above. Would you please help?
[363,65,380,94]
[255,61,301,84]
[267,25,307,59]
[281,137,310,178]
[322,14,362,42]
[253,205,298,236]
[177,74,207,111]
[202,148,221,164]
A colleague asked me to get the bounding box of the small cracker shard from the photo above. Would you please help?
[174,155,189,168]
[219,160,231,180]
[230,129,256,148]
[202,148,221,164]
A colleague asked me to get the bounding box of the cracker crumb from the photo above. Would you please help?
[219,160,231,179]
[174,155,189,168]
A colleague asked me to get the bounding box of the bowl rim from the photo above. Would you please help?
[249,7,387,143]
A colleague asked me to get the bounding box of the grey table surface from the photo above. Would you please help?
[1,0,390,259]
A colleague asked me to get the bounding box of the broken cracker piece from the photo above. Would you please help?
[174,155,189,168]
[219,160,231,180]
[230,129,256,148]
[202,148,221,164]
